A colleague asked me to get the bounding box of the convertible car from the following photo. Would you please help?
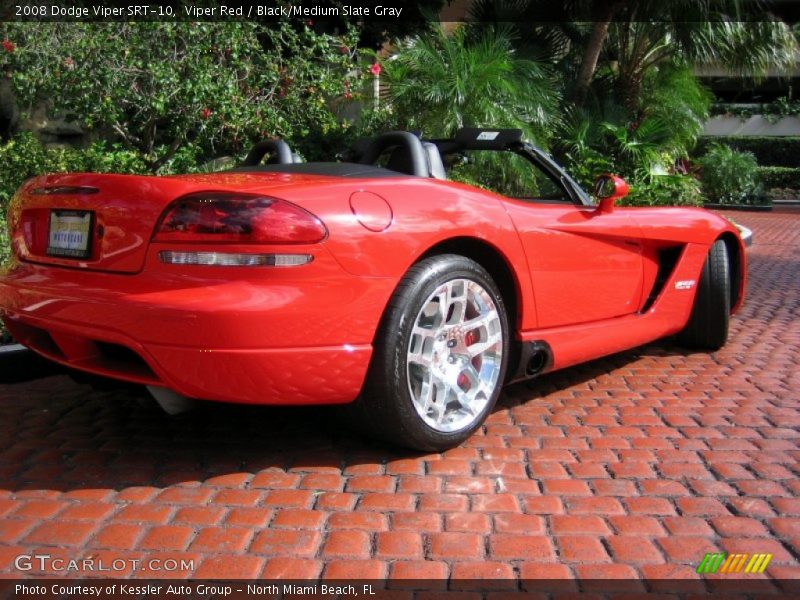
[0,128,745,450]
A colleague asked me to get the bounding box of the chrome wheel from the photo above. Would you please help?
[406,278,504,432]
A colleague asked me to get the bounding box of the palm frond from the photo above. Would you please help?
[383,24,560,143]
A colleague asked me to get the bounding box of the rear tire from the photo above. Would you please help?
[346,254,510,451]
[677,239,731,350]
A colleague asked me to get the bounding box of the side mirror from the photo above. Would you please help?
[593,174,629,213]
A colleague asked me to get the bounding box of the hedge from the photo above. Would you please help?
[758,166,800,190]
[695,136,800,168]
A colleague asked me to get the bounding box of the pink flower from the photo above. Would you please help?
[2,39,15,53]
[369,62,381,76]
[200,107,212,119]
[64,57,75,70]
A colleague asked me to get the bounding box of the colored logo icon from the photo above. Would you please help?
[696,552,773,574]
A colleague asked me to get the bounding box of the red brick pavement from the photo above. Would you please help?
[0,210,797,582]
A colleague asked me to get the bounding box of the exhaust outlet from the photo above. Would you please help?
[526,350,548,376]
[510,340,553,383]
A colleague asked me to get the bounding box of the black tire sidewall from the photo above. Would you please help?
[371,254,510,450]
[679,239,731,350]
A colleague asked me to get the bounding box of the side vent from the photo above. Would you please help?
[640,246,683,313]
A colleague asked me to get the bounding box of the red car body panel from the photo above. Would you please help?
[0,168,746,405]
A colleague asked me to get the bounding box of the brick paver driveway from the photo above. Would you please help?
[0,210,797,583]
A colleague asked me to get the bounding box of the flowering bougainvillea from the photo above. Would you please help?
[0,22,361,172]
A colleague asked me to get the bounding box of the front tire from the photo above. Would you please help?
[349,254,510,451]
[678,239,731,350]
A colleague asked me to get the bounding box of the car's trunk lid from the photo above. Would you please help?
[8,171,338,274]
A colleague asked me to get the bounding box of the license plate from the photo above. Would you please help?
[47,210,93,259]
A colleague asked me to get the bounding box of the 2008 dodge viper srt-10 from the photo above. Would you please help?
[0,128,746,450]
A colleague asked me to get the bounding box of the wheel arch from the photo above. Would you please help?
[413,237,526,383]
[416,236,523,333]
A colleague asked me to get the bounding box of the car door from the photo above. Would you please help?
[500,161,644,329]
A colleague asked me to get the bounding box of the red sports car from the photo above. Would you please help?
[0,128,746,450]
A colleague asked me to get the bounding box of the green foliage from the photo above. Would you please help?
[1,22,360,172]
[622,174,704,207]
[711,97,800,122]
[561,149,616,192]
[0,133,200,271]
[383,24,559,144]
[382,24,561,197]
[606,15,797,112]
[555,63,711,197]
[686,18,798,79]
[0,133,149,209]
[694,136,800,168]
[599,119,674,175]
[447,151,548,198]
[0,211,7,275]
[555,79,708,208]
[698,143,764,205]
[758,166,800,191]
[291,106,400,163]
[557,108,692,193]
[640,65,712,153]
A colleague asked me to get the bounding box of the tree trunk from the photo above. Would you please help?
[573,1,623,107]
[619,69,644,115]
[149,136,183,173]
[0,77,19,141]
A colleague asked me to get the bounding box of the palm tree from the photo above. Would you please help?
[382,24,560,144]
[609,13,798,112]
[468,0,798,111]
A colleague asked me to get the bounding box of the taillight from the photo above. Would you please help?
[153,193,327,244]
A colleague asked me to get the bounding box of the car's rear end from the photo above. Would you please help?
[0,171,384,405]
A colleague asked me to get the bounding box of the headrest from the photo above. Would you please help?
[241,139,294,166]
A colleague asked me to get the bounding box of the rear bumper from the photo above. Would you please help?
[0,256,391,405]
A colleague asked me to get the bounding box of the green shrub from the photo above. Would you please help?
[77,142,150,174]
[0,134,189,340]
[0,209,8,338]
[621,174,705,207]
[0,133,58,208]
[0,210,7,268]
[563,149,617,192]
[0,134,194,274]
[698,143,765,205]
[694,136,800,168]
[710,97,800,122]
[2,22,361,172]
[0,133,150,209]
[758,166,800,190]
